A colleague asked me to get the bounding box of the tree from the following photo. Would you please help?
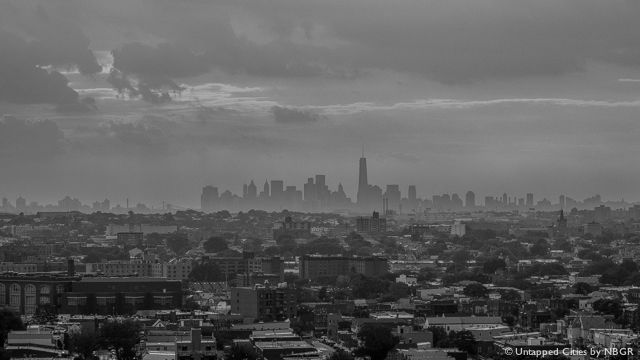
[573,282,594,295]
[355,324,399,360]
[451,250,470,270]
[0,309,25,358]
[381,282,410,301]
[98,320,142,360]
[463,283,488,298]
[350,275,391,299]
[166,235,190,254]
[451,330,477,355]
[530,239,550,257]
[428,327,477,355]
[188,261,224,282]
[225,343,258,360]
[500,289,522,302]
[483,258,507,274]
[417,267,436,282]
[69,331,99,360]
[203,236,229,253]
[275,234,297,252]
[593,299,623,318]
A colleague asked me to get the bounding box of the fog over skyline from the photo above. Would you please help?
[1,0,640,209]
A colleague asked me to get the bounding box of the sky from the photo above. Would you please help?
[1,0,640,208]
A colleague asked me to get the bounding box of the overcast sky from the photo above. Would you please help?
[1,0,640,208]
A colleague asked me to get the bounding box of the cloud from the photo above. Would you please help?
[313,97,640,116]
[0,116,65,160]
[25,4,102,75]
[271,106,323,123]
[0,29,98,108]
[112,42,209,80]
[91,0,640,83]
[103,121,170,154]
[8,0,640,84]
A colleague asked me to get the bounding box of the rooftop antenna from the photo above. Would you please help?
[362,144,365,158]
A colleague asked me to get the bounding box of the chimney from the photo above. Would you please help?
[67,259,75,276]
[191,328,202,354]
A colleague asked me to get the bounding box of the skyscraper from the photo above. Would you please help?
[357,155,368,206]
[465,191,476,208]
[271,180,284,205]
[201,186,218,212]
[408,185,417,201]
[304,177,316,203]
[526,193,534,207]
[247,180,257,199]
[384,185,401,213]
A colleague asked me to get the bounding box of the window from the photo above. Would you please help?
[0,284,5,305]
[25,284,37,315]
[153,296,173,306]
[125,296,144,306]
[67,296,87,306]
[9,283,21,309]
[97,296,116,306]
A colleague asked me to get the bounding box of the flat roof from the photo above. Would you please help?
[254,341,317,350]
[79,277,181,283]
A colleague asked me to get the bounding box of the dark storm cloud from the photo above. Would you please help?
[180,0,640,83]
[0,2,101,74]
[108,35,327,82]
[8,0,640,84]
[0,2,101,107]
[0,30,77,104]
[25,4,102,75]
[0,116,65,159]
[271,106,322,124]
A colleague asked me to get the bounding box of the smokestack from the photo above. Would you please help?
[67,259,75,276]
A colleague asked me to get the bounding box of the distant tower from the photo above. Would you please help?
[263,180,270,198]
[555,209,568,237]
[357,149,369,206]
[247,180,257,199]
[16,196,26,211]
[201,186,218,212]
[526,193,534,207]
[465,191,476,208]
[408,186,417,202]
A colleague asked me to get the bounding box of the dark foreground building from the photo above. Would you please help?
[1,271,182,315]
[61,277,182,315]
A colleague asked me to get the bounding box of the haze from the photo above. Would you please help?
[1,0,640,208]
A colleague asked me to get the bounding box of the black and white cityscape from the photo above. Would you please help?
[3,1,640,360]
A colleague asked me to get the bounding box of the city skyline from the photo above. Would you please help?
[1,154,637,214]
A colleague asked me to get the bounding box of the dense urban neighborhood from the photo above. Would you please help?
[3,198,640,360]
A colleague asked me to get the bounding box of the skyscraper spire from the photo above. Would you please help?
[357,149,368,207]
